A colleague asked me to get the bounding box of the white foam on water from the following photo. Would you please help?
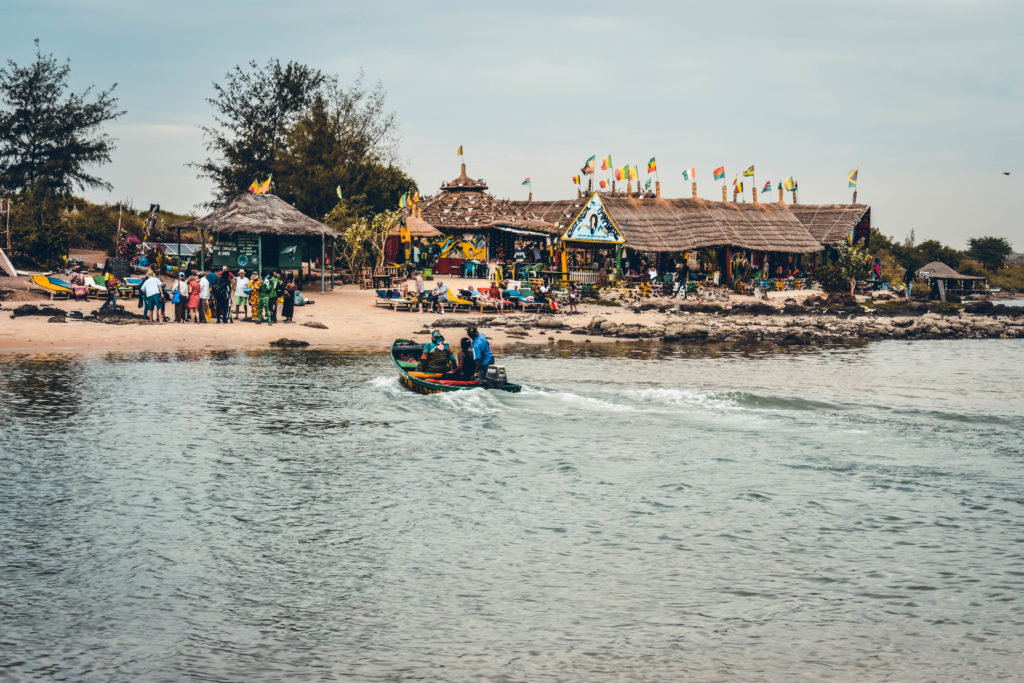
[624,387,743,412]
[519,386,639,413]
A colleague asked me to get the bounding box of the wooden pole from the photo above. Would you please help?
[852,190,858,204]
[692,181,697,199]
[177,228,181,274]
[200,230,205,271]
[330,238,335,290]
[722,185,727,202]
[320,234,325,294]
[257,235,262,276]
[725,246,732,285]
[778,186,784,203]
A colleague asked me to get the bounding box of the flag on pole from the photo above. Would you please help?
[737,181,744,193]
[714,166,725,181]
[628,165,638,180]
[601,155,612,171]
[647,157,657,173]
[257,175,271,194]
[399,193,408,208]
[783,176,796,191]
[599,179,608,189]
[572,175,580,185]
[848,169,858,187]
[743,165,755,177]
[644,177,652,190]
[762,181,772,193]
[682,168,695,181]
[248,179,259,193]
[522,178,531,186]
[412,192,420,203]
[458,145,463,156]
[583,155,596,174]
[732,175,738,188]
[614,167,625,181]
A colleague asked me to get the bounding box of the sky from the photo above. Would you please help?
[3,0,1023,249]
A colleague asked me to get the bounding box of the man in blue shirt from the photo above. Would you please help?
[466,325,493,380]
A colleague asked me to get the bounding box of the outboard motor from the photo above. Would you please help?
[484,365,508,388]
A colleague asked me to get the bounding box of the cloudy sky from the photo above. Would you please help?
[3,0,1022,248]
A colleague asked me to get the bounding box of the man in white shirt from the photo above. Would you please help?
[414,271,425,313]
[431,280,448,314]
[140,271,164,324]
[198,273,211,323]
[233,269,250,320]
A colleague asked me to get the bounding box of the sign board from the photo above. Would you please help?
[103,257,131,279]
[561,193,625,244]
[213,234,260,269]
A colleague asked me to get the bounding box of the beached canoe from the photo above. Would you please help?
[391,338,522,395]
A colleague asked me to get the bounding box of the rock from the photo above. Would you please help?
[533,318,567,329]
[663,323,709,342]
[12,304,66,318]
[587,316,607,330]
[730,301,776,316]
[302,321,328,329]
[269,338,309,347]
[782,303,805,315]
[47,316,67,323]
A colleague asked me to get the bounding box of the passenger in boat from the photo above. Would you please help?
[441,338,476,381]
[465,326,494,380]
[418,331,456,374]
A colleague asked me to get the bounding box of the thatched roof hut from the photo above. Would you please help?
[788,204,870,247]
[918,261,987,281]
[514,195,822,253]
[173,192,341,238]
[388,213,442,238]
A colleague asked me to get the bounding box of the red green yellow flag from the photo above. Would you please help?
[248,179,259,193]
[628,165,638,180]
[743,165,755,177]
[614,167,624,181]
[784,176,795,191]
[572,175,580,185]
[713,166,725,181]
[583,155,596,173]
[601,155,612,171]
[647,157,657,173]
[257,175,271,194]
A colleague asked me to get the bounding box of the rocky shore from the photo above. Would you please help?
[428,295,1024,345]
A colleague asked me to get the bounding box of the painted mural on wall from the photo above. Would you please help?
[562,193,625,244]
[426,233,487,260]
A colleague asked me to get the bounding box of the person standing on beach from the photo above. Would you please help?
[233,269,250,320]
[170,272,189,322]
[249,271,263,322]
[903,266,916,298]
[140,270,164,324]
[187,273,201,323]
[212,266,232,323]
[262,271,282,324]
[414,271,425,313]
[99,266,119,312]
[198,271,211,322]
[282,273,297,322]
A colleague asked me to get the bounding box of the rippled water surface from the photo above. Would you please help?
[2,340,1023,681]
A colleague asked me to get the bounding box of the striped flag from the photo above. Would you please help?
[522,178,531,186]
[599,179,608,189]
[848,169,858,188]
[762,181,771,193]
[399,193,408,208]
[601,155,612,171]
[412,192,420,203]
[682,168,696,181]
[647,157,657,173]
[737,181,744,193]
[257,175,271,194]
[583,155,596,174]
[572,175,580,185]
[784,176,796,191]
[248,179,259,193]
[458,145,463,156]
[614,167,625,181]
[629,165,638,180]
[743,165,755,177]
[713,166,725,181]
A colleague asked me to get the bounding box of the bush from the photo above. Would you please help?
[990,264,1024,293]
[815,263,848,293]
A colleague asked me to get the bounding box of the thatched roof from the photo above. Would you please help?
[441,166,488,192]
[788,204,870,246]
[173,192,341,238]
[516,196,822,253]
[388,214,442,238]
[919,261,987,280]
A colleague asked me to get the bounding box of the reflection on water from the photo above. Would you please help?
[1,340,1023,681]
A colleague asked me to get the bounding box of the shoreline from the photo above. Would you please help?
[1,283,1022,356]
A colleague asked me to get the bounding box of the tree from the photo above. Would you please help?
[0,40,123,267]
[327,206,397,276]
[195,59,327,203]
[274,74,413,219]
[915,239,964,268]
[967,236,1012,272]
[835,238,873,294]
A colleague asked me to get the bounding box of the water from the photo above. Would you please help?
[1,340,1023,681]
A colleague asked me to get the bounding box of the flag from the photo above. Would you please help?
[743,165,755,177]
[522,177,531,185]
[732,175,738,188]
[412,192,419,203]
[644,177,652,190]
[629,165,638,180]
[682,168,695,181]
[599,179,608,189]
[762,180,771,193]
[783,176,795,191]
[399,192,408,208]
[601,155,612,170]
[713,166,725,181]
[848,169,858,188]
[614,167,624,181]
[583,155,596,174]
[737,181,744,193]
[248,179,259,193]
[458,145,463,156]
[257,175,271,194]
[647,157,657,173]
[572,175,580,185]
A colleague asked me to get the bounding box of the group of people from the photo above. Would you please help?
[395,271,580,314]
[418,325,494,382]
[96,265,301,325]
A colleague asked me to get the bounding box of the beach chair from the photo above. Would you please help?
[445,288,474,312]
[374,289,399,308]
[516,287,542,312]
[30,274,71,300]
[390,296,416,311]
[88,276,108,296]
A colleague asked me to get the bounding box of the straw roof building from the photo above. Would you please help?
[787,204,871,247]
[174,192,340,238]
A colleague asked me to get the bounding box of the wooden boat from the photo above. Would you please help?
[391,338,522,394]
